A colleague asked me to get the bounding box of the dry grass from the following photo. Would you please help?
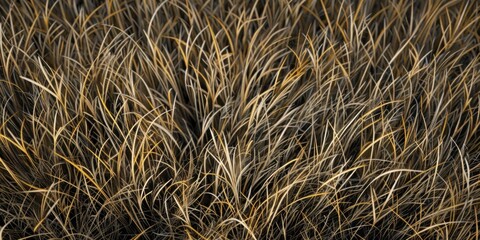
[0,0,479,239]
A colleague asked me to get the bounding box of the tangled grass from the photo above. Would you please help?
[0,0,479,239]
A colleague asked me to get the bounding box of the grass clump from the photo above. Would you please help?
[0,0,479,239]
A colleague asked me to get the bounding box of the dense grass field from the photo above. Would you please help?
[0,0,479,239]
